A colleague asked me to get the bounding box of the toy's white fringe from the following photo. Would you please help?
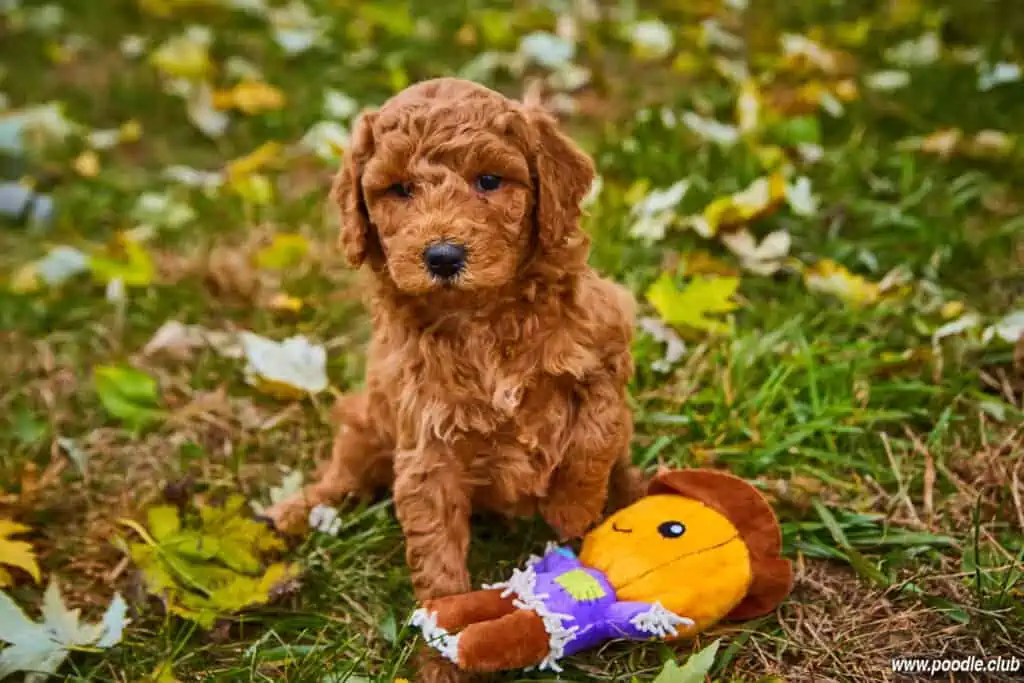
[409,609,460,664]
[524,541,560,570]
[629,601,694,639]
[485,564,578,672]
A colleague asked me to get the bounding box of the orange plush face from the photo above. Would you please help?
[579,494,754,634]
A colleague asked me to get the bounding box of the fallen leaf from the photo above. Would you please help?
[0,581,127,679]
[308,504,342,535]
[299,121,348,162]
[681,112,739,146]
[885,32,940,67]
[0,520,40,587]
[982,311,1024,345]
[133,192,196,231]
[627,19,674,60]
[323,89,359,120]
[250,468,304,516]
[226,141,282,179]
[785,176,819,216]
[268,0,329,55]
[241,332,328,398]
[89,236,156,287]
[646,273,739,335]
[629,180,690,242]
[518,32,575,70]
[214,81,286,115]
[150,27,213,80]
[804,259,880,306]
[186,82,230,138]
[691,172,787,237]
[56,437,88,476]
[721,228,791,275]
[121,495,299,628]
[865,70,911,91]
[652,638,721,683]
[92,364,164,428]
[143,321,242,359]
[638,317,686,373]
[72,150,100,177]
[978,61,1021,91]
[932,313,982,345]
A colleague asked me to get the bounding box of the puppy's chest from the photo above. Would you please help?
[391,336,575,451]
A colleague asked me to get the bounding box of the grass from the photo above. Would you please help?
[1,0,1023,681]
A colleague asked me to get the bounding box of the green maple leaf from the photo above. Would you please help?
[652,639,721,683]
[646,273,740,334]
[121,495,296,629]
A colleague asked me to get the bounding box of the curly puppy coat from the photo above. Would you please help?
[268,78,642,680]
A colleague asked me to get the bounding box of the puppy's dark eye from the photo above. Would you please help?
[475,174,502,192]
[657,521,686,539]
[386,182,413,198]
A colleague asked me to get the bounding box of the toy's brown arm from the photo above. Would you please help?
[421,588,517,631]
[454,609,550,672]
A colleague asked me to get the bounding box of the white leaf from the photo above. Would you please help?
[722,229,791,275]
[785,177,819,216]
[0,582,127,680]
[95,594,128,648]
[885,32,940,67]
[581,175,603,208]
[632,180,690,217]
[781,33,837,72]
[163,165,224,193]
[323,89,359,120]
[186,83,229,138]
[35,246,88,286]
[269,1,328,55]
[700,19,743,51]
[300,121,349,162]
[225,56,263,81]
[627,19,674,58]
[133,192,196,230]
[241,332,328,396]
[982,310,1024,345]
[119,34,147,59]
[638,317,686,373]
[251,468,304,515]
[518,32,575,70]
[865,70,911,91]
[932,313,981,344]
[681,112,739,146]
[56,437,88,475]
[978,61,1022,91]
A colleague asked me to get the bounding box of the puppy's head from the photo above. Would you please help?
[333,78,594,296]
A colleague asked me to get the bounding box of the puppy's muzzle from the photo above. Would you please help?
[423,242,466,280]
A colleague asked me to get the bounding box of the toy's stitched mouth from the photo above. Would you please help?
[612,523,632,534]
[614,534,742,591]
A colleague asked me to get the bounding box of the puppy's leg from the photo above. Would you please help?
[394,445,473,683]
[266,392,392,534]
[541,380,632,540]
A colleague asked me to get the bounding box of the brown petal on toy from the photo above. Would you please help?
[647,468,793,618]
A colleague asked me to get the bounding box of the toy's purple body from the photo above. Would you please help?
[519,546,668,656]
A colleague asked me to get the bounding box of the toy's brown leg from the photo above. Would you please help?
[422,589,517,631]
[266,392,393,534]
[455,610,550,672]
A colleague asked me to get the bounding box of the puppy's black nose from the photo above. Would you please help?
[423,242,466,279]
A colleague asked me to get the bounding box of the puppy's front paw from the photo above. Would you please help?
[541,497,600,541]
[263,494,313,536]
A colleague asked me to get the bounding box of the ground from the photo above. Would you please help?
[0,0,1022,682]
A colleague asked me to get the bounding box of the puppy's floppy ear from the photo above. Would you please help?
[525,107,595,253]
[331,110,379,267]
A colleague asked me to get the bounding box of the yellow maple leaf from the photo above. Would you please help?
[646,273,740,335]
[0,519,42,587]
[803,259,880,306]
[214,81,286,115]
[695,172,787,237]
[227,142,282,179]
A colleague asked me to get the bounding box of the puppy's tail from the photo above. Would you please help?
[607,455,647,513]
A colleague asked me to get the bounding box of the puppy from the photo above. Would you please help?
[268,78,642,681]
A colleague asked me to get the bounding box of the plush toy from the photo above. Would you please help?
[410,469,793,673]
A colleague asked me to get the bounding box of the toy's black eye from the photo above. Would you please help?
[657,521,686,539]
[475,174,502,192]
[386,182,413,198]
